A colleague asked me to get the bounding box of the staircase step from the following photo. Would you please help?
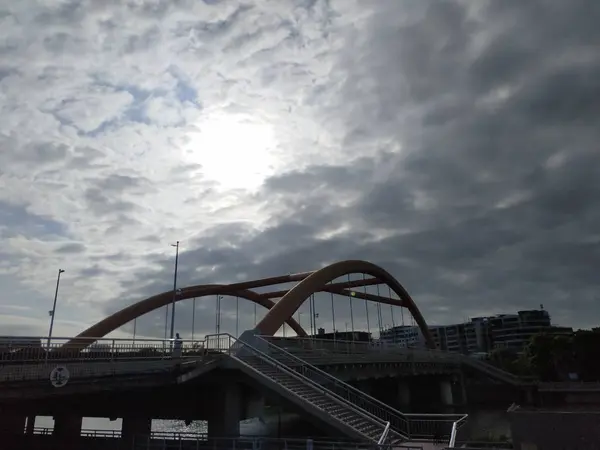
[236,350,400,444]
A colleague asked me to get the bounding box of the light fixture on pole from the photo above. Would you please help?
[169,241,180,343]
[216,295,223,334]
[46,269,65,355]
[235,296,239,338]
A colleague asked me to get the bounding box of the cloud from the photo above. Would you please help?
[1,0,599,341]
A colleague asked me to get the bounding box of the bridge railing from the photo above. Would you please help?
[404,413,469,442]
[261,336,456,362]
[25,428,426,450]
[0,336,207,364]
[261,336,532,385]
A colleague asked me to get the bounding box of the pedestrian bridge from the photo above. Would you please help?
[1,333,472,444]
[0,333,518,387]
[2,332,596,445]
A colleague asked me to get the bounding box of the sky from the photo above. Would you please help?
[0,0,599,342]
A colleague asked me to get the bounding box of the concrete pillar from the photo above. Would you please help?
[208,383,242,438]
[0,414,25,434]
[440,380,453,406]
[245,395,265,420]
[122,417,151,445]
[25,416,35,435]
[53,415,82,439]
[397,380,411,408]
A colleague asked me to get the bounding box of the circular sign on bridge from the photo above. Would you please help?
[50,365,70,388]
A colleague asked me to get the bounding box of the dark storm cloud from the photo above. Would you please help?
[105,0,600,338]
[332,0,600,327]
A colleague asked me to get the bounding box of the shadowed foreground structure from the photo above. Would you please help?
[67,260,434,348]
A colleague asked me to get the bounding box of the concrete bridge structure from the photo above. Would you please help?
[1,260,596,449]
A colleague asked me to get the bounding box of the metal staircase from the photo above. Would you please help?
[253,336,413,437]
[214,334,405,444]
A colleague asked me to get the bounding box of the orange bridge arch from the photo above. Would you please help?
[67,260,434,349]
[67,286,306,347]
[256,260,434,348]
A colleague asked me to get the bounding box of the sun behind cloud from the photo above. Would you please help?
[182,114,278,191]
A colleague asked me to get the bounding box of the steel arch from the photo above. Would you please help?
[256,260,435,348]
[66,286,306,348]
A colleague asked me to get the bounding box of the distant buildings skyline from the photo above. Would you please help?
[379,308,574,355]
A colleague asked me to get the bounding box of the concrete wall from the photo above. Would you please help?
[510,410,600,450]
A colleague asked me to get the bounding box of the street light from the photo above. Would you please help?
[216,295,224,334]
[46,269,65,353]
[169,241,180,342]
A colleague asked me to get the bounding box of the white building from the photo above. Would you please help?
[378,325,426,348]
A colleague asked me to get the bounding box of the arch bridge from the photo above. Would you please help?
[67,259,434,349]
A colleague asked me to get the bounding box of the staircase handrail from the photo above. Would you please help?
[256,335,411,437]
[377,422,391,445]
[448,421,458,448]
[210,333,390,441]
[458,355,527,385]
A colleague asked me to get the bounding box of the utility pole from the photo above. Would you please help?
[46,269,65,359]
[169,241,180,343]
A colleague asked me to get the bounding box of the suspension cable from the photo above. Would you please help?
[363,273,370,335]
[330,281,336,339]
[312,292,318,335]
[375,284,383,336]
[309,292,313,335]
[388,286,396,329]
[347,274,355,340]
[235,296,239,338]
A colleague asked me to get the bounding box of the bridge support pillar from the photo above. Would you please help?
[0,414,25,434]
[245,395,265,420]
[53,415,82,440]
[208,383,242,437]
[440,380,453,406]
[397,381,411,408]
[26,416,35,435]
[122,417,151,445]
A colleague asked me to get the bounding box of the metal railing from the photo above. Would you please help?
[206,333,392,442]
[377,422,391,445]
[457,355,528,385]
[258,336,470,442]
[20,429,425,450]
[537,380,600,391]
[402,414,468,442]
[256,336,412,439]
[262,336,532,386]
[0,336,208,364]
[264,336,455,360]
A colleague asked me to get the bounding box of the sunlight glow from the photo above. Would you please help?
[183,114,278,191]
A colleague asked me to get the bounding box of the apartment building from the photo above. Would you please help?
[379,325,423,348]
[379,309,571,354]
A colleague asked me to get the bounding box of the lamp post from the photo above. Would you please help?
[216,295,223,334]
[191,297,196,342]
[169,241,180,343]
[46,269,65,355]
[235,296,239,338]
